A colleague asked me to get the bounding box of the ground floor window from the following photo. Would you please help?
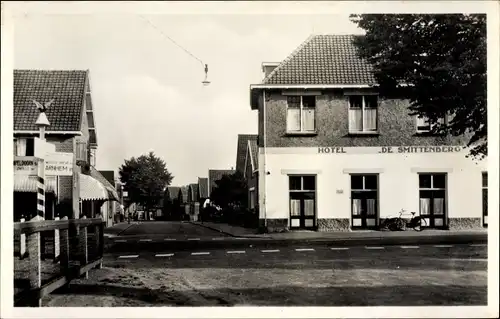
[350,174,378,229]
[289,175,316,229]
[482,172,487,227]
[419,173,447,228]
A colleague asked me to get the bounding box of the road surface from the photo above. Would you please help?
[44,242,487,306]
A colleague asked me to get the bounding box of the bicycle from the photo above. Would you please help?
[380,209,427,232]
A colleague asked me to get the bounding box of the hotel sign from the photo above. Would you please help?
[318,146,465,154]
[14,153,73,176]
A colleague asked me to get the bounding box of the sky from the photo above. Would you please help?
[13,4,364,186]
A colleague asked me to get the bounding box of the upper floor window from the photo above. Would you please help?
[416,115,445,133]
[286,96,316,133]
[13,138,35,156]
[348,95,378,133]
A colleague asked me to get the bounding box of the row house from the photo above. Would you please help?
[13,69,119,224]
[208,169,235,199]
[236,134,259,213]
[249,35,487,232]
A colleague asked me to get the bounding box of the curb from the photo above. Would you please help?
[189,221,243,238]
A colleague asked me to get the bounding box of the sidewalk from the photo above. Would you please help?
[191,221,488,241]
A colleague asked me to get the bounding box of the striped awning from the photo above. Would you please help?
[14,175,57,194]
[79,173,108,201]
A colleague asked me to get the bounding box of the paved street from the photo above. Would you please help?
[44,242,487,306]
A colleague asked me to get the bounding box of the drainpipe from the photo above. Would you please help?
[262,89,267,229]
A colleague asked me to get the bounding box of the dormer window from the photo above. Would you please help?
[286,96,316,133]
[348,95,378,133]
[416,115,445,133]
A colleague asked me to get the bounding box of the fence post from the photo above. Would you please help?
[94,222,102,269]
[59,216,69,274]
[53,215,60,263]
[27,215,44,307]
[20,216,26,259]
[79,216,88,279]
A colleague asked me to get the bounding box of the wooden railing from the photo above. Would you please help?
[13,216,104,307]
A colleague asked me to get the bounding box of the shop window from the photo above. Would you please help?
[351,174,378,229]
[419,173,447,228]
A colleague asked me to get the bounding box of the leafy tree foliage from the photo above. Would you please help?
[350,14,486,157]
[119,152,173,220]
[210,171,248,209]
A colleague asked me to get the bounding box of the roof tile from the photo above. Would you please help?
[263,35,376,86]
[14,70,88,132]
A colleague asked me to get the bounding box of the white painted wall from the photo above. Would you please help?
[258,147,487,225]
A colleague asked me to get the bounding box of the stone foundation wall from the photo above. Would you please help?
[259,218,288,233]
[317,218,350,232]
[448,218,482,230]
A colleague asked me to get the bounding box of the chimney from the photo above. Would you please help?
[262,62,279,79]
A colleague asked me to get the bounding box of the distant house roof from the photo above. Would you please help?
[236,134,258,174]
[165,186,180,201]
[247,138,258,173]
[179,186,189,203]
[188,183,198,203]
[208,169,235,197]
[198,177,209,199]
[262,35,376,86]
[14,69,89,132]
[99,170,115,186]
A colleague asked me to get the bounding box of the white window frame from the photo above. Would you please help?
[415,115,446,133]
[348,95,378,133]
[286,96,316,133]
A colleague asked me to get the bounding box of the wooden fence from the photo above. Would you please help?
[13,216,104,307]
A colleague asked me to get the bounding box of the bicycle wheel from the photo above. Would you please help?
[412,216,427,232]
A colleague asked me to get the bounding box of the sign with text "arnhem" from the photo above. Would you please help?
[14,153,73,176]
[317,146,465,154]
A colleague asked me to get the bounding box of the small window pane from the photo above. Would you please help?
[433,174,446,189]
[290,200,300,216]
[287,96,301,108]
[304,199,315,216]
[302,109,315,131]
[364,108,377,131]
[417,116,431,131]
[351,175,363,190]
[287,108,301,131]
[302,176,316,191]
[349,95,362,108]
[366,199,376,215]
[26,138,35,156]
[420,198,431,215]
[352,199,362,215]
[349,109,362,131]
[302,96,316,108]
[419,174,432,188]
[364,175,378,190]
[482,172,488,188]
[434,198,445,215]
[364,95,378,109]
[289,176,301,190]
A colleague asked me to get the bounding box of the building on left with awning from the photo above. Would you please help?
[13,69,120,225]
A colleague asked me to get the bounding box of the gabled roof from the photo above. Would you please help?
[14,70,89,132]
[208,169,235,197]
[99,170,115,186]
[262,35,376,86]
[179,186,189,203]
[248,138,258,172]
[198,177,209,199]
[165,186,180,200]
[188,183,198,202]
[236,134,258,174]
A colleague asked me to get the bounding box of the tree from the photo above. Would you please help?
[210,171,248,209]
[119,152,173,220]
[350,14,486,157]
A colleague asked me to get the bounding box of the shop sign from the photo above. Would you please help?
[317,146,465,154]
[14,153,73,176]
